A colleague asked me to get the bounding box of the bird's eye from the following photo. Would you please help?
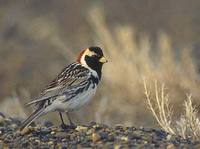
[92,54,100,58]
[97,55,101,58]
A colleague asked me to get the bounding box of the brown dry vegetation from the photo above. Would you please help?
[144,80,200,140]
[85,6,200,126]
[0,1,200,140]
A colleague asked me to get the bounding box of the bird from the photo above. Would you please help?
[20,46,108,131]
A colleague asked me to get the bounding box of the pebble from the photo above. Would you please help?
[114,144,122,149]
[62,138,67,142]
[75,125,88,132]
[11,124,17,128]
[20,127,35,135]
[40,127,52,134]
[0,113,198,148]
[86,128,94,135]
[34,139,40,145]
[51,131,56,135]
[92,124,101,130]
[43,121,54,127]
[167,134,172,140]
[99,131,108,140]
[166,143,175,149]
[48,141,54,145]
[92,133,101,142]
[56,131,69,138]
[120,136,129,141]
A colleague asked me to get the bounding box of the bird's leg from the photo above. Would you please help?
[59,112,68,129]
[66,112,76,128]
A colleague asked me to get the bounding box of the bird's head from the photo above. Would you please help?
[77,46,108,78]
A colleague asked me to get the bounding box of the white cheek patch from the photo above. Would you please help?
[85,49,96,56]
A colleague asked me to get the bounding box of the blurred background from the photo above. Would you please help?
[0,0,200,127]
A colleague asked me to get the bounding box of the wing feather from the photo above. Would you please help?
[25,63,90,106]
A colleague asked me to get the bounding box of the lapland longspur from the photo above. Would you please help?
[20,46,107,131]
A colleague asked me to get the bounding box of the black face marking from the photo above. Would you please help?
[83,46,106,79]
[85,55,103,79]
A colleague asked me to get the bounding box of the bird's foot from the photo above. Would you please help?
[69,123,76,129]
[60,123,76,130]
[60,123,69,130]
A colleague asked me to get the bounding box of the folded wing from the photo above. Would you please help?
[25,62,90,107]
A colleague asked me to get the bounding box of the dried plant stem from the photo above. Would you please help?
[144,79,200,140]
[143,79,175,134]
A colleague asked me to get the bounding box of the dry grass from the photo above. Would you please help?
[143,80,175,134]
[87,6,200,127]
[0,91,27,118]
[144,80,200,140]
[176,95,200,140]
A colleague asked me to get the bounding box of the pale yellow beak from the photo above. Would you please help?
[99,56,108,63]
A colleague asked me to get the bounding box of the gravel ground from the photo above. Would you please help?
[0,113,199,149]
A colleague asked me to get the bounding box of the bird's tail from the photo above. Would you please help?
[19,107,44,131]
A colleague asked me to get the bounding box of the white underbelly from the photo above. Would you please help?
[67,86,97,111]
[44,85,97,113]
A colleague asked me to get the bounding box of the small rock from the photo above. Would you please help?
[86,128,94,135]
[114,144,122,149]
[62,138,67,142]
[43,121,54,127]
[14,131,21,137]
[120,136,129,141]
[0,115,198,148]
[51,127,58,132]
[167,134,172,140]
[33,139,40,146]
[99,132,108,140]
[143,141,148,144]
[40,127,51,134]
[51,131,56,135]
[62,144,68,149]
[166,143,175,149]
[92,124,101,130]
[20,127,35,135]
[11,124,17,129]
[4,118,12,123]
[115,124,124,130]
[108,134,115,141]
[48,141,54,145]
[89,121,97,127]
[21,139,29,147]
[75,126,88,132]
[92,133,101,142]
[56,131,69,138]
